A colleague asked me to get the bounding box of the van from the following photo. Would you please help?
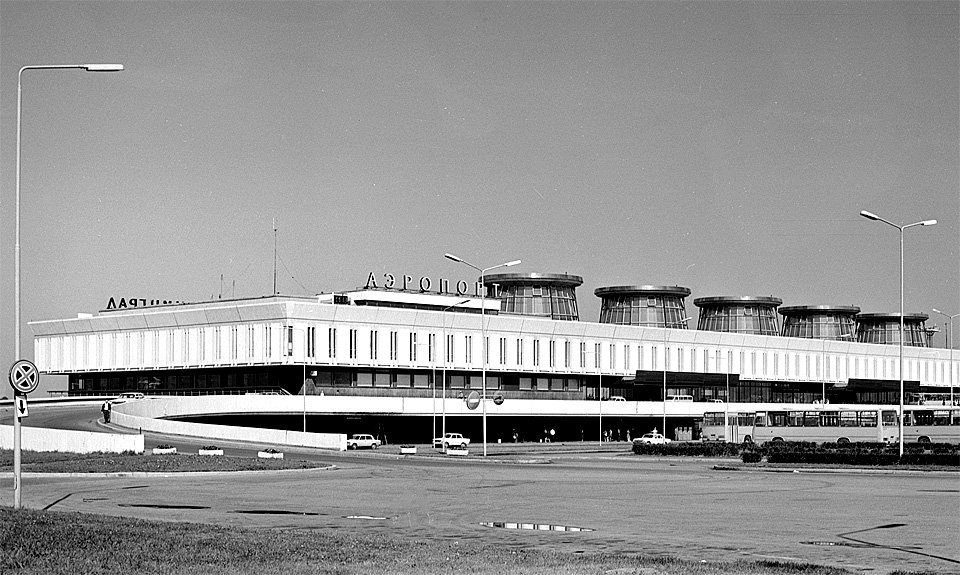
[667,394,693,402]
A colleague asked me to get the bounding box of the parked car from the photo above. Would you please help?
[608,396,626,402]
[635,432,671,445]
[347,434,381,450]
[433,433,470,449]
[113,392,145,404]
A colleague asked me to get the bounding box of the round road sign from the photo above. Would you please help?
[465,390,481,410]
[492,393,505,405]
[9,359,40,395]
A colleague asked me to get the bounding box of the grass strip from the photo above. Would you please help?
[1,507,936,575]
[0,450,324,474]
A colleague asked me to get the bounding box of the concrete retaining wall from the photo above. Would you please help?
[0,425,144,454]
[111,396,346,451]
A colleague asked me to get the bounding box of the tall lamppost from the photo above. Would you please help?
[14,63,123,510]
[662,316,691,439]
[598,351,603,446]
[932,308,959,407]
[820,333,853,404]
[444,254,521,456]
[860,210,936,457]
[15,64,124,362]
[437,299,471,442]
[288,327,309,433]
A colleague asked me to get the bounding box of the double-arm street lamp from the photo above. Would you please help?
[932,308,959,407]
[14,63,123,510]
[444,253,521,456]
[859,210,936,457]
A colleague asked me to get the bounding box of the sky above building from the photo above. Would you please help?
[1,1,958,391]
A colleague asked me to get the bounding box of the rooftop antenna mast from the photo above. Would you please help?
[273,218,278,295]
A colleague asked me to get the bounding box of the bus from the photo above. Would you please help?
[750,406,960,445]
[903,407,960,443]
[700,411,757,443]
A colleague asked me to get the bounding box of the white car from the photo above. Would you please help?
[347,434,381,450]
[433,433,470,449]
[113,392,145,404]
[635,432,671,445]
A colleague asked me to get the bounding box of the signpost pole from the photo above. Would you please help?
[13,394,22,509]
[9,359,39,510]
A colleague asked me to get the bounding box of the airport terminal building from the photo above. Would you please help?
[30,271,958,443]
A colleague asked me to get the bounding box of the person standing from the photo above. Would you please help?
[101,400,112,423]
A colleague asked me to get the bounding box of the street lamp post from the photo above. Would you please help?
[860,210,936,458]
[15,64,124,362]
[932,308,959,407]
[289,327,309,433]
[13,63,123,510]
[662,316,691,440]
[438,299,471,442]
[444,254,521,456]
[820,333,853,404]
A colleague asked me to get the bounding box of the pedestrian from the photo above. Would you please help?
[101,400,112,423]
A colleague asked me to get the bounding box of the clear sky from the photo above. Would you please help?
[2,1,958,392]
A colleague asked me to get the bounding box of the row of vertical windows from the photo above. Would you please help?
[781,314,857,340]
[495,285,580,321]
[698,305,780,336]
[857,321,929,347]
[599,295,689,327]
[36,327,956,385]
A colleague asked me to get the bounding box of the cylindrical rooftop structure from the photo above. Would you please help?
[595,285,691,328]
[779,305,860,340]
[694,295,783,336]
[484,272,583,321]
[855,313,930,347]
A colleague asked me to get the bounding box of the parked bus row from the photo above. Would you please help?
[700,406,960,445]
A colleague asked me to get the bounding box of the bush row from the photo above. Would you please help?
[631,441,743,457]
[629,440,960,466]
[739,441,960,466]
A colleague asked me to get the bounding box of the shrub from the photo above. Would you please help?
[740,450,762,463]
[631,441,742,457]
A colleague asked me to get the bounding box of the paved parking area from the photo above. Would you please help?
[6,453,958,574]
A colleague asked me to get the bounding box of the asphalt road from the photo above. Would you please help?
[3,403,959,574]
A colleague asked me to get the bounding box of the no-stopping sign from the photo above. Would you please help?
[9,359,39,394]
